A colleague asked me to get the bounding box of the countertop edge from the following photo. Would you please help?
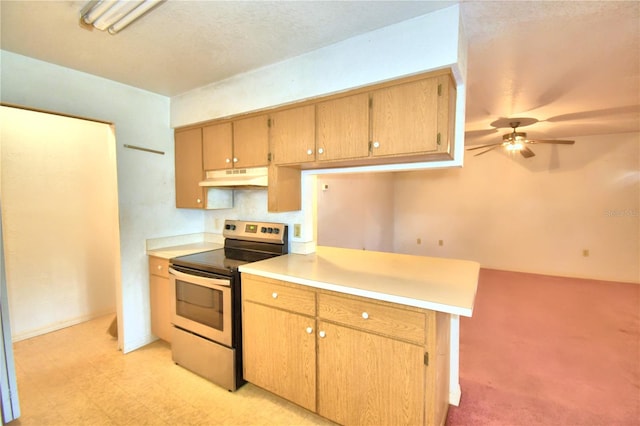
[239,266,474,317]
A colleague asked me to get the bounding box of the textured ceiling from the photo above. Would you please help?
[1,0,639,145]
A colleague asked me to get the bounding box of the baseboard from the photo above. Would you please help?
[12,310,115,342]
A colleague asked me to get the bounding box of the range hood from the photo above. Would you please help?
[199,167,268,189]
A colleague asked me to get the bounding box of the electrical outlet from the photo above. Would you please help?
[583,249,589,257]
[294,224,301,238]
[416,238,421,245]
[438,240,444,246]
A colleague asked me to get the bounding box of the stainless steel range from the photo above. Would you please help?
[168,220,288,391]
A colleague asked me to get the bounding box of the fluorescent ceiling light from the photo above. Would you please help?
[81,0,164,35]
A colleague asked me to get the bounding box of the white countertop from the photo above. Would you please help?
[239,246,480,317]
[146,242,223,259]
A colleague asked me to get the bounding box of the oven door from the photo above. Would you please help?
[169,267,232,347]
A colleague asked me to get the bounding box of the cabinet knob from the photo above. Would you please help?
[317,148,324,155]
[272,292,278,299]
[233,157,238,163]
[318,330,326,338]
[196,198,201,203]
[372,141,380,149]
[362,312,369,320]
[307,149,313,155]
[225,158,231,163]
[157,265,162,270]
[306,327,313,334]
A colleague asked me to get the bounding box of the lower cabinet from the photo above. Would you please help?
[317,321,425,425]
[241,274,450,426]
[242,301,316,411]
[149,256,172,342]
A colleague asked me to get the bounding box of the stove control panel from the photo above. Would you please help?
[223,220,287,244]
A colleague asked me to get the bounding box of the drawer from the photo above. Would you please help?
[149,256,169,278]
[242,275,316,316]
[318,293,425,344]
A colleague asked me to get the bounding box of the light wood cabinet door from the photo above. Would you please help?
[202,122,233,170]
[317,320,425,426]
[174,128,204,208]
[149,257,172,342]
[233,114,269,168]
[371,77,439,157]
[150,274,172,342]
[242,301,316,411]
[270,105,315,165]
[316,93,370,161]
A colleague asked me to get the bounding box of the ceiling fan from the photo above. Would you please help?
[467,121,575,158]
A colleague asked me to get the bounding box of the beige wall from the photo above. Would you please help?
[317,173,394,251]
[1,106,121,340]
[316,132,639,283]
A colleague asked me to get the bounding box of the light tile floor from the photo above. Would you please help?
[11,315,334,425]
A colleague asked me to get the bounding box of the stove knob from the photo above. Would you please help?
[267,227,274,233]
[230,224,236,230]
[261,227,267,233]
[273,228,280,235]
[225,224,231,230]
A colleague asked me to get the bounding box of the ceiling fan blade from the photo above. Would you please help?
[527,139,575,145]
[520,146,536,158]
[474,145,502,156]
[466,142,504,151]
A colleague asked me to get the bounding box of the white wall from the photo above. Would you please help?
[0,50,203,352]
[1,106,121,340]
[393,132,640,283]
[316,173,394,251]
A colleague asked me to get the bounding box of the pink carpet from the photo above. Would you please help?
[446,268,640,426]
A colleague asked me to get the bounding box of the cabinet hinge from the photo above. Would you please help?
[368,141,372,152]
[436,133,441,146]
[437,84,442,96]
[268,118,272,128]
[268,152,272,162]
[424,352,429,366]
[369,97,373,108]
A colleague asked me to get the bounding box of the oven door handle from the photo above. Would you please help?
[168,267,231,289]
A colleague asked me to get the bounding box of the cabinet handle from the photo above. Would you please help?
[272,292,278,299]
[362,312,369,319]
[318,330,326,338]
[317,148,324,155]
[225,158,231,163]
[306,149,313,155]
[233,157,238,163]
[306,327,313,334]
[372,141,380,149]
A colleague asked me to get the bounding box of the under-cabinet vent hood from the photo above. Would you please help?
[199,167,268,189]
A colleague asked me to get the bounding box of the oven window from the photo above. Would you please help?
[175,280,224,331]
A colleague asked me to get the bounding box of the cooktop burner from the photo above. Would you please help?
[169,220,289,277]
[170,249,244,276]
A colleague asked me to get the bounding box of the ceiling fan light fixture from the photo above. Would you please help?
[506,142,524,151]
[80,0,163,34]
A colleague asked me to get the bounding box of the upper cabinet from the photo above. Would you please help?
[175,127,204,209]
[371,78,440,157]
[233,114,270,169]
[270,105,316,166]
[202,115,269,171]
[174,69,457,212]
[316,93,370,162]
[202,122,232,170]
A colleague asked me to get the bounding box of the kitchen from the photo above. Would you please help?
[1,1,638,425]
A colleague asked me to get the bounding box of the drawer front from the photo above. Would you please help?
[318,293,425,344]
[242,276,316,316]
[149,256,169,278]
